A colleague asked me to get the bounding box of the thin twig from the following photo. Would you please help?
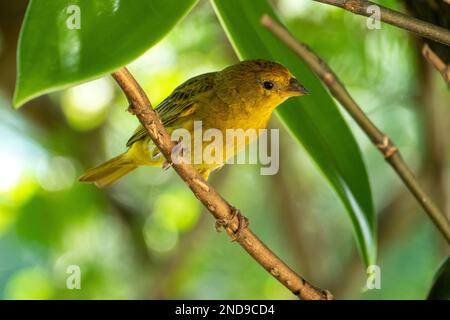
[273,128,317,281]
[422,43,450,84]
[327,55,450,297]
[261,14,450,244]
[110,68,332,300]
[312,0,450,46]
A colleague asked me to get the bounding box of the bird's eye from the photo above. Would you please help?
[263,80,274,90]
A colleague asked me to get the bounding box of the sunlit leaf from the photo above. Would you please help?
[212,0,376,265]
[14,0,198,107]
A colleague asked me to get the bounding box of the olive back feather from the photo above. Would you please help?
[126,72,216,147]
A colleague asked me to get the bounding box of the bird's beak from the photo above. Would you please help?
[286,77,309,96]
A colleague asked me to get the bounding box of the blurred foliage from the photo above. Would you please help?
[16,0,376,263]
[0,0,449,299]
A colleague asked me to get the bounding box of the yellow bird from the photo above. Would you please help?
[79,60,308,187]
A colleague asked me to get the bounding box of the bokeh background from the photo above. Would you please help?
[0,0,449,299]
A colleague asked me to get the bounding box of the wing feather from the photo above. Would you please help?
[126,72,216,147]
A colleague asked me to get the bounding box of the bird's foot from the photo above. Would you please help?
[162,160,172,170]
[162,139,186,170]
[215,206,249,241]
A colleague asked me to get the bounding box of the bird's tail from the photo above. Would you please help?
[79,153,137,188]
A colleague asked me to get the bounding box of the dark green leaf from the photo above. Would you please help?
[427,255,450,300]
[14,0,198,107]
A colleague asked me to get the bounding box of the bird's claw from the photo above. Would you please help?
[162,160,172,170]
[162,139,186,170]
[215,206,249,241]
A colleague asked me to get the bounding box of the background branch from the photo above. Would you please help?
[422,44,450,84]
[332,59,450,296]
[261,15,450,244]
[110,67,332,300]
[313,0,450,46]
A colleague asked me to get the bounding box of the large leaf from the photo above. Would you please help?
[427,255,450,300]
[212,0,376,265]
[13,0,198,107]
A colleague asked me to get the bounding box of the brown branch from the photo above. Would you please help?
[422,43,450,84]
[110,68,332,300]
[312,0,450,46]
[261,14,450,244]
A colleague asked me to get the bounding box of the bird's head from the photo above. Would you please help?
[217,59,308,110]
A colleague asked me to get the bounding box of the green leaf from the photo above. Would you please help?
[212,0,376,265]
[427,255,450,300]
[13,0,198,107]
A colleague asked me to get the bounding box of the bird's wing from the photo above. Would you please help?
[126,72,216,147]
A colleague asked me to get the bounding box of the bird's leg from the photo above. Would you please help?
[162,159,172,170]
[127,103,137,115]
[215,205,250,241]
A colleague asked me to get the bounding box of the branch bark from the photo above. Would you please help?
[110,68,332,300]
[313,0,450,46]
[261,15,450,244]
[422,43,450,84]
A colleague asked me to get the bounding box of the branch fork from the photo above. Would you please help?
[313,0,450,46]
